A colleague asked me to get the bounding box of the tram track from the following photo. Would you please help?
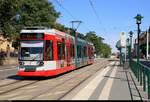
[0,68,17,72]
[0,59,105,87]
[0,80,40,95]
[31,60,114,100]
[0,59,110,99]
[0,74,23,87]
[0,80,21,88]
[57,61,117,100]
[0,66,17,70]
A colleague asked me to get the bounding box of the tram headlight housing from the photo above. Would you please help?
[39,61,44,66]
[19,61,24,66]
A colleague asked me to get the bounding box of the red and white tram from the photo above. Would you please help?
[17,27,94,77]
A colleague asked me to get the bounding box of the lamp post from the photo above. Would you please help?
[134,14,143,82]
[147,27,150,60]
[126,38,130,62]
[134,14,143,63]
[129,31,133,67]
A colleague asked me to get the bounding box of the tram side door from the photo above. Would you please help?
[66,44,70,66]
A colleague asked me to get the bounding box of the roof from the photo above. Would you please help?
[20,27,94,46]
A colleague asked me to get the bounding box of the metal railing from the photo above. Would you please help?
[130,60,150,99]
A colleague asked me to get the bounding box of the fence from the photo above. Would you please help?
[130,60,150,99]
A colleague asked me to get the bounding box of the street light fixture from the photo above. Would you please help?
[134,14,143,82]
[129,31,133,48]
[134,14,143,63]
[128,31,133,67]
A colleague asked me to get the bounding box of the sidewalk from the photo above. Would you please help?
[0,57,18,66]
[109,61,148,100]
[62,60,148,100]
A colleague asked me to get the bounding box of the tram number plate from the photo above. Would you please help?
[25,66,36,72]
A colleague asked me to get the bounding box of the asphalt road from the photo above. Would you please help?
[0,58,105,80]
[0,65,18,80]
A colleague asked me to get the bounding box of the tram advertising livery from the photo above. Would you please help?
[17,27,94,77]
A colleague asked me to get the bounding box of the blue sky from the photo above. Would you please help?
[49,0,150,53]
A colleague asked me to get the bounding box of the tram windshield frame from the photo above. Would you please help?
[19,40,44,61]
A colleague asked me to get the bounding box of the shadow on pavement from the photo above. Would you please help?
[7,75,24,80]
[104,75,127,81]
[108,59,119,62]
[6,75,58,81]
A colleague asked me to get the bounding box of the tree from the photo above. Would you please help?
[101,43,112,58]
[20,0,60,27]
[85,31,101,55]
[0,0,22,39]
[0,0,60,40]
[84,31,111,57]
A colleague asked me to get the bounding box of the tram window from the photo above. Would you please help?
[70,44,75,59]
[84,46,87,57]
[70,44,72,58]
[57,42,65,60]
[72,45,75,58]
[77,45,81,58]
[89,47,92,59]
[45,40,53,61]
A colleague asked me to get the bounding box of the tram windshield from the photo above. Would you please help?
[19,41,44,61]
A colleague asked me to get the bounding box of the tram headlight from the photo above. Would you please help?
[39,61,44,66]
[19,62,24,66]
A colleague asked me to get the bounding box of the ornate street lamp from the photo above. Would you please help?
[134,14,143,81]
[134,14,143,63]
[128,31,133,67]
[129,31,133,47]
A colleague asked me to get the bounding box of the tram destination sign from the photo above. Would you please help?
[20,33,44,39]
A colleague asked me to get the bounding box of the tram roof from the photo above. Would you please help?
[20,27,93,46]
[21,28,55,34]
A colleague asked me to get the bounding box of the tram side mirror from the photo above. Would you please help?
[39,61,44,66]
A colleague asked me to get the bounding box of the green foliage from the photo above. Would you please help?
[20,0,60,27]
[140,43,150,56]
[0,0,112,56]
[53,23,70,33]
[0,0,60,40]
[101,43,112,58]
[84,31,111,58]
[0,0,22,39]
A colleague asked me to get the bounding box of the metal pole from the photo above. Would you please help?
[75,31,78,68]
[129,31,133,67]
[137,23,140,63]
[129,43,131,67]
[125,45,127,62]
[147,30,149,60]
[120,48,122,66]
[137,23,140,82]
[148,71,150,99]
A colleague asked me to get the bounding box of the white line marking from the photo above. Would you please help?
[98,62,118,100]
[0,68,17,72]
[71,62,115,100]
